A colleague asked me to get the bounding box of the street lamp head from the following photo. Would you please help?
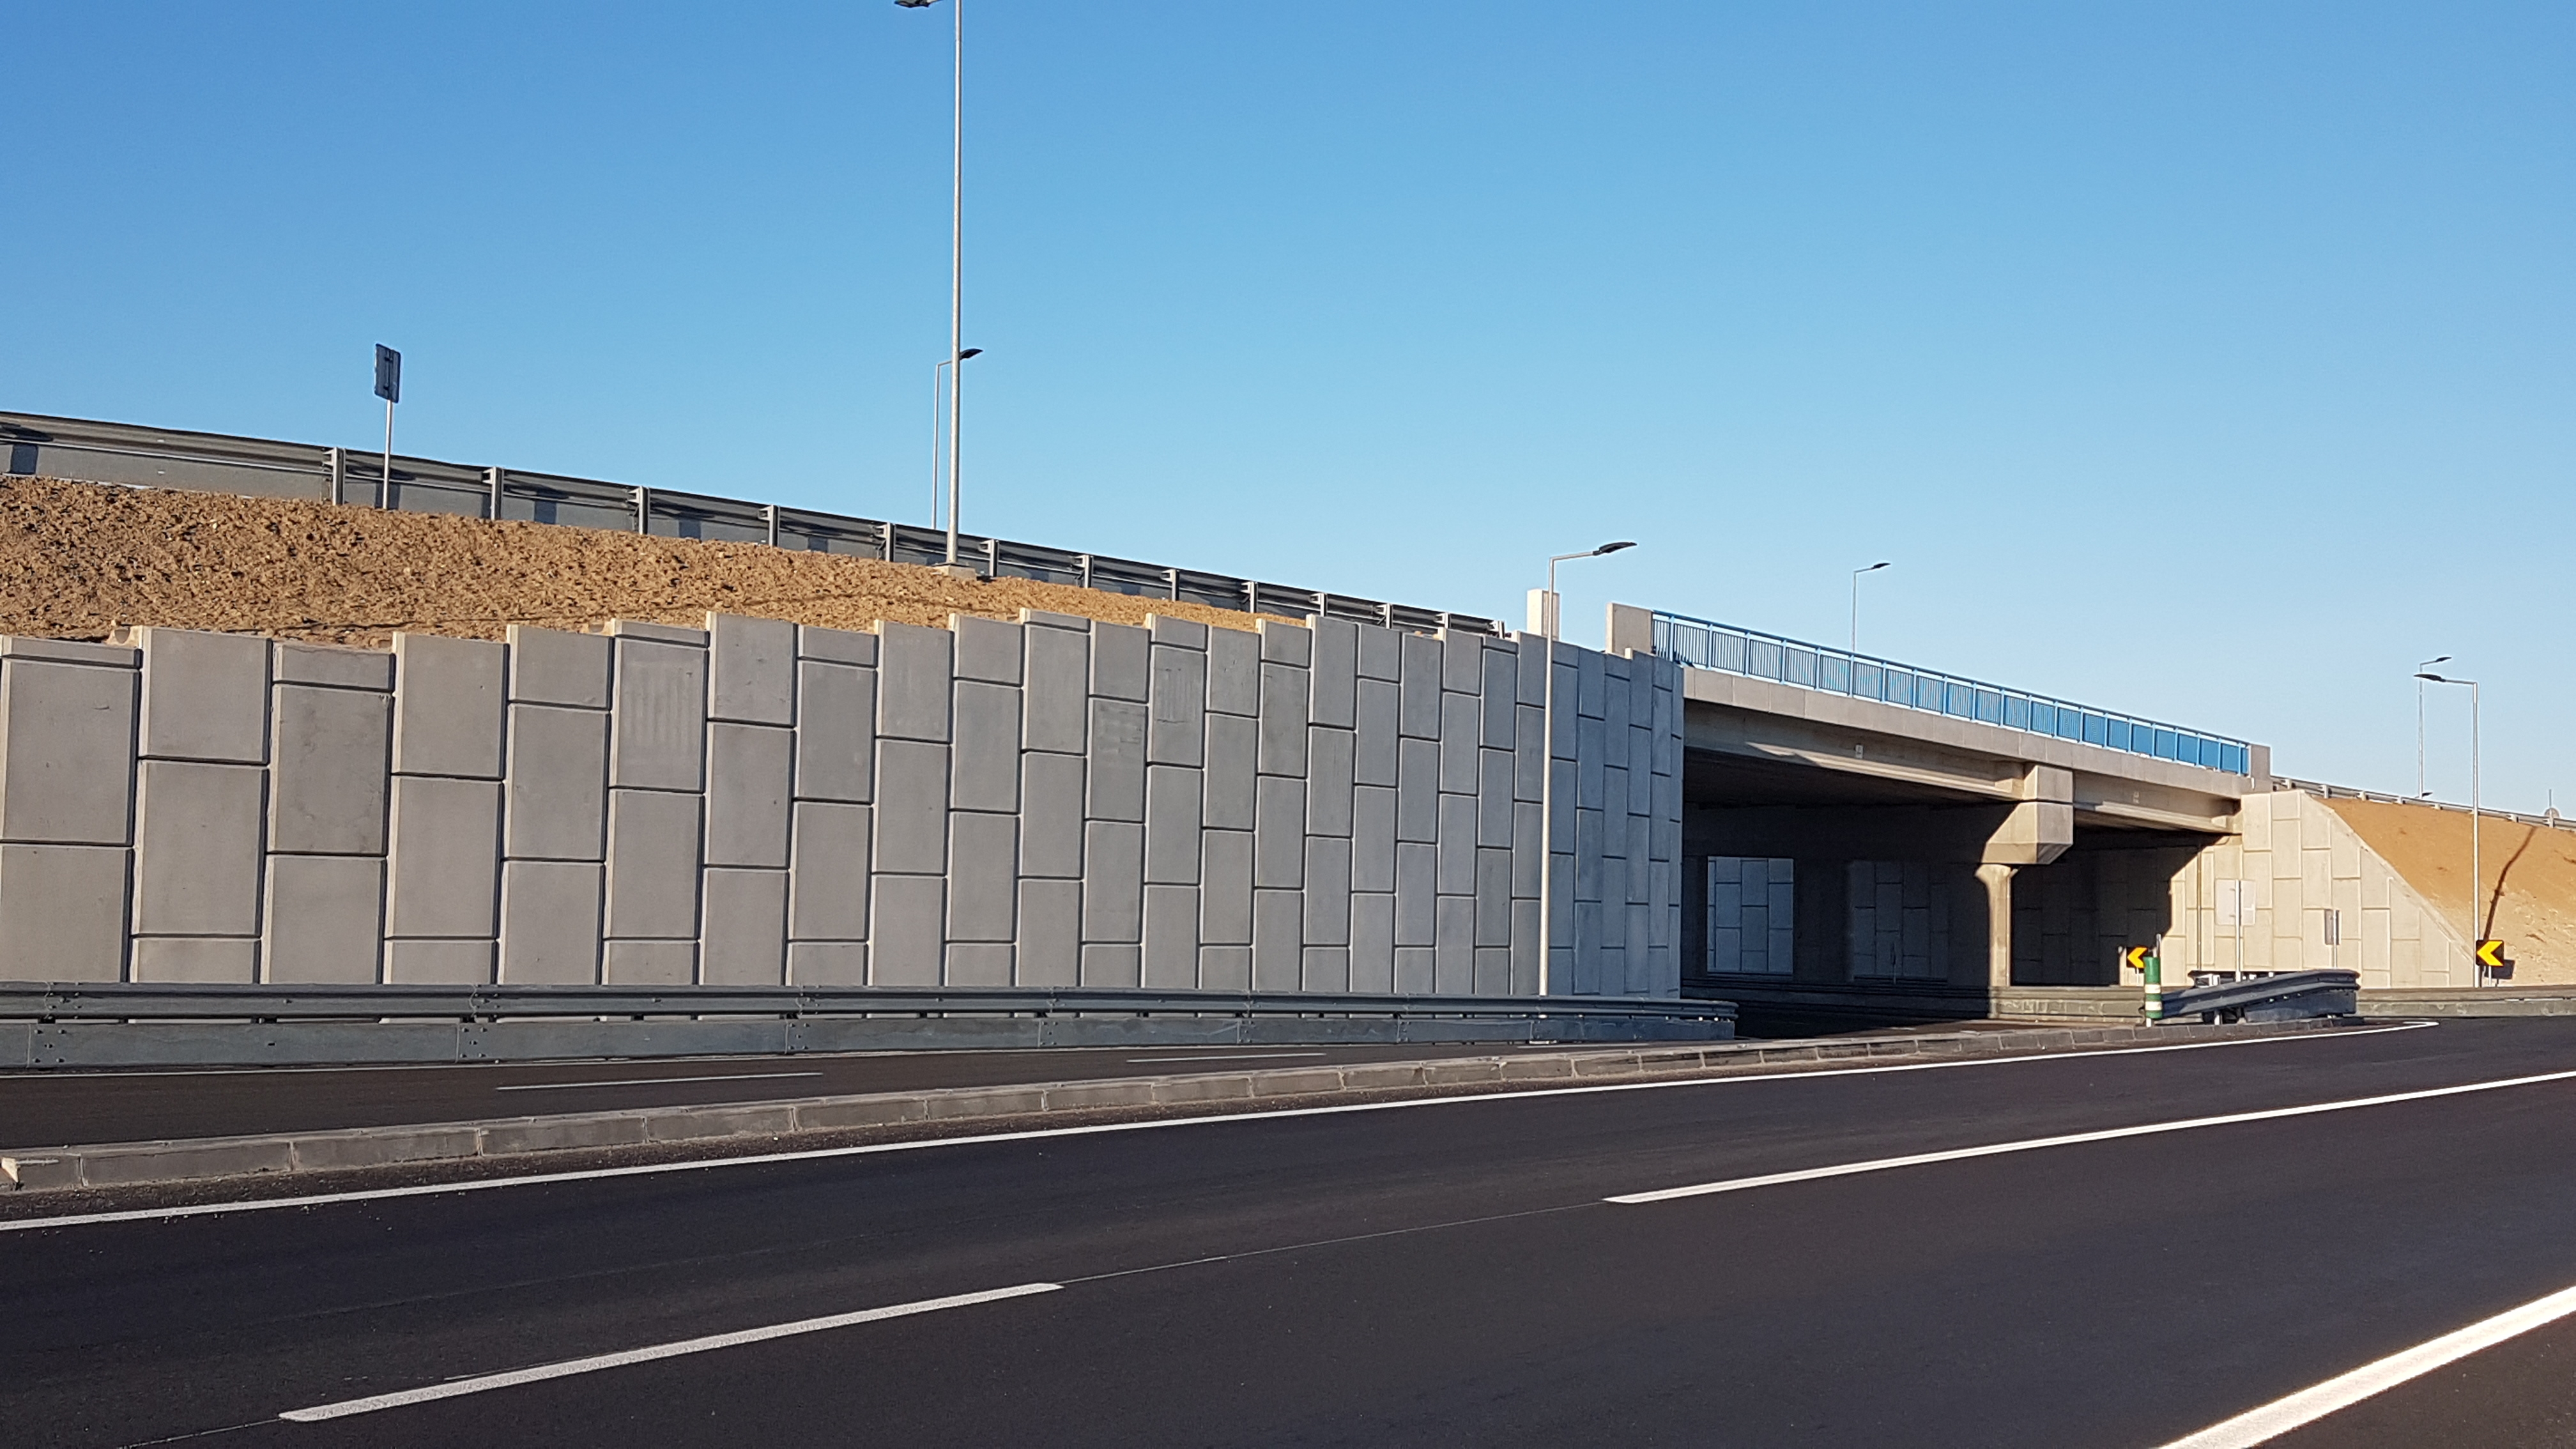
[894,1,942,8]
[1595,540,1637,556]
[1861,560,1891,573]
[958,348,984,360]
[2417,673,2449,683]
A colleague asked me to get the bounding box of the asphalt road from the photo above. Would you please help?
[0,1041,1557,1147]
[12,1017,2576,1448]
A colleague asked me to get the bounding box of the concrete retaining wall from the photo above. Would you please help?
[0,613,1684,997]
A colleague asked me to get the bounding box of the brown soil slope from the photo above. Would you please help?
[0,476,1287,647]
[2320,796,2576,981]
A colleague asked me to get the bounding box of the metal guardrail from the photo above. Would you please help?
[2158,969,2359,1023]
[2274,776,2571,832]
[1652,609,2254,776]
[0,982,1734,1025]
[0,409,1508,637]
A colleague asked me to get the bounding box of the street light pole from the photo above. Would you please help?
[898,0,969,572]
[928,348,983,530]
[1536,540,1636,999]
[2416,655,2450,797]
[1851,561,1890,654]
[2418,671,2483,982]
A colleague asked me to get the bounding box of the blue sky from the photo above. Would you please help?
[6,3,2570,810]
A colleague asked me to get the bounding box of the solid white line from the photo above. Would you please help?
[1123,1052,1331,1064]
[277,1283,1061,1421]
[1608,1060,2576,1204]
[494,1071,822,1092]
[0,1022,2430,1234]
[2154,1280,2576,1448]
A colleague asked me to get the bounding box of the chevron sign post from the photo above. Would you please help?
[2124,946,2163,1020]
[2478,939,2511,982]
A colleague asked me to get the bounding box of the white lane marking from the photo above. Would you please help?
[2154,1279,2576,1448]
[494,1071,822,1092]
[277,1283,1060,1421]
[1610,1059,2576,1204]
[0,1022,2432,1234]
[1123,1052,1331,1064]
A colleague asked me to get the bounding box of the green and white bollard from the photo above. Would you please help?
[2143,951,2163,1022]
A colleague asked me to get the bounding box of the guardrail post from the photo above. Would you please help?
[484,467,503,521]
[634,486,650,535]
[2143,951,2163,1022]
[326,447,344,505]
[764,503,779,548]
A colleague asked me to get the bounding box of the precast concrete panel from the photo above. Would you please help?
[1395,739,1439,844]
[868,875,946,986]
[503,705,608,862]
[1602,659,1632,750]
[1147,645,1207,767]
[702,868,788,985]
[1082,821,1144,942]
[604,788,702,939]
[797,624,878,667]
[498,859,602,983]
[386,775,501,939]
[1395,946,1436,993]
[946,811,1019,942]
[786,940,866,986]
[1477,749,1513,847]
[875,622,954,743]
[1303,836,1351,947]
[1354,623,1402,683]
[1436,898,1475,992]
[1510,899,1540,993]
[1474,946,1508,995]
[1206,627,1260,717]
[1142,883,1199,988]
[1576,717,1606,809]
[788,801,871,940]
[603,939,696,986]
[1303,946,1351,993]
[131,760,264,937]
[1436,797,1478,897]
[871,739,950,875]
[1351,786,1396,893]
[1254,776,1306,887]
[1475,848,1510,946]
[1512,802,1542,897]
[947,942,1013,986]
[1202,714,1256,831]
[1087,700,1147,823]
[705,723,792,870]
[1349,892,1395,992]
[1257,664,1310,777]
[1091,621,1151,703]
[1308,617,1358,729]
[138,629,269,765]
[272,643,390,691]
[1022,624,1091,753]
[1548,760,1578,850]
[608,638,707,792]
[1259,620,1313,668]
[1081,943,1141,988]
[1437,693,1480,794]
[1252,888,1302,990]
[1015,878,1081,985]
[390,634,503,780]
[1627,816,1653,901]
[1440,633,1483,694]
[1199,943,1251,990]
[705,608,793,721]
[1144,765,1204,884]
[1019,752,1085,879]
[0,843,128,981]
[949,682,1022,814]
[131,937,256,983]
[261,854,383,983]
[1602,765,1629,837]
[1480,644,1519,747]
[1575,808,1606,901]
[1395,842,1436,947]
[0,657,136,845]
[1575,650,1606,720]
[507,627,611,709]
[1353,678,1399,788]
[1398,635,1442,740]
[385,939,493,985]
[1200,830,1254,946]
[1514,634,1549,706]
[1550,662,1579,757]
[792,661,875,803]
[950,615,1025,687]
[1307,728,1355,837]
[268,684,389,856]
[1148,615,1210,651]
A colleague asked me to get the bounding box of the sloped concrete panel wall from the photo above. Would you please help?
[0,614,1685,997]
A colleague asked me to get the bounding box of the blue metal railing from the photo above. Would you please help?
[1652,611,2252,776]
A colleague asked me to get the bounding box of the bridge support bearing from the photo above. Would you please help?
[1974,862,2016,995]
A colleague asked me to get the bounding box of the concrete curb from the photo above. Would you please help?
[0,1017,2347,1193]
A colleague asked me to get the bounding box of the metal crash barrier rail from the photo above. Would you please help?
[2156,969,2359,1024]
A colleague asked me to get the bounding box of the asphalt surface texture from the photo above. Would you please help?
[12,1016,2576,1447]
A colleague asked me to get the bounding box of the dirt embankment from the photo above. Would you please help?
[2320,795,2576,978]
[0,476,1287,647]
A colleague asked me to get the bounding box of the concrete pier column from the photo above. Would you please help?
[1974,861,2016,993]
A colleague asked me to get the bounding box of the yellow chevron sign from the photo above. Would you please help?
[2477,939,2510,970]
[2121,946,2154,970]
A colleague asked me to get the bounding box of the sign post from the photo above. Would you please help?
[2477,939,2510,983]
[373,344,401,506]
[2124,945,2163,1021]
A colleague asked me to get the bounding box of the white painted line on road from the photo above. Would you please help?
[1123,1052,1331,1064]
[1608,1060,2576,1204]
[494,1071,823,1092]
[2154,1279,2576,1448]
[0,1021,2432,1234]
[277,1283,1060,1421]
